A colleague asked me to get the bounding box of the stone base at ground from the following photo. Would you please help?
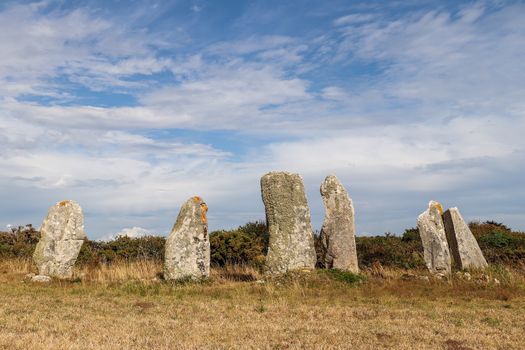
[31,275,52,283]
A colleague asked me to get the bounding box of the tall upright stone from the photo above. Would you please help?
[164,196,210,280]
[319,175,359,272]
[443,207,488,270]
[33,200,86,279]
[261,172,317,274]
[417,200,451,275]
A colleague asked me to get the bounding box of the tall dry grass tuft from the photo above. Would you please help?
[73,260,263,284]
[74,260,162,283]
[0,257,33,275]
[210,264,262,282]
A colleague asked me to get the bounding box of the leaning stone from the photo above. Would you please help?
[417,200,451,275]
[164,196,210,280]
[443,207,488,270]
[33,200,86,279]
[31,275,52,283]
[319,175,359,272]
[261,172,317,274]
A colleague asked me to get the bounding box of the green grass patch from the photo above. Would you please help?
[321,269,367,285]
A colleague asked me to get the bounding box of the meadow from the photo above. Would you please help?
[1,221,525,349]
[1,259,525,349]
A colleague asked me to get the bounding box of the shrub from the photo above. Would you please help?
[209,221,268,268]
[0,225,40,258]
[236,221,269,254]
[401,227,421,243]
[469,220,511,238]
[356,233,425,269]
[476,231,525,266]
[479,231,511,248]
[1,219,523,271]
[77,235,166,266]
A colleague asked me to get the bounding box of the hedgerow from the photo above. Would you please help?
[1,221,524,270]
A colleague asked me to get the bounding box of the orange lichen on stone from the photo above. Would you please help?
[192,196,201,203]
[433,202,444,215]
[200,203,208,224]
[58,200,70,207]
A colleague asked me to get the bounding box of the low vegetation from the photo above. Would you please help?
[1,220,525,348]
[1,258,525,349]
[2,220,524,271]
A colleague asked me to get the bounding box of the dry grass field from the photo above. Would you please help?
[1,259,525,349]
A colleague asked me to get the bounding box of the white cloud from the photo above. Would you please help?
[333,13,376,26]
[117,226,153,238]
[332,3,525,121]
[100,226,155,241]
[0,2,172,99]
[1,1,524,238]
[207,35,296,56]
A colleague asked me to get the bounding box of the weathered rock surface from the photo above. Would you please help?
[319,175,359,272]
[261,172,316,274]
[33,200,86,279]
[443,207,488,270]
[417,201,451,275]
[31,275,52,283]
[164,196,210,280]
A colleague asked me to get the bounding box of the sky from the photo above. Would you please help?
[1,0,524,239]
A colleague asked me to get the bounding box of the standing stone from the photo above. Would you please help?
[261,172,316,274]
[443,207,488,270]
[417,201,451,275]
[33,200,86,279]
[319,175,359,273]
[164,196,210,280]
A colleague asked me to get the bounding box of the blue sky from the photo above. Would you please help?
[1,0,524,239]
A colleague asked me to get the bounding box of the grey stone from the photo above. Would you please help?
[319,175,359,272]
[455,271,472,281]
[164,196,210,280]
[261,171,316,274]
[24,273,36,281]
[31,275,52,283]
[33,200,85,279]
[417,200,452,275]
[443,207,488,270]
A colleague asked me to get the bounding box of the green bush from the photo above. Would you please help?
[479,231,511,248]
[0,225,40,258]
[1,219,524,270]
[77,235,166,266]
[356,231,425,269]
[476,228,525,265]
[209,221,268,268]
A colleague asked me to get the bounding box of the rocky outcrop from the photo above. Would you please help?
[164,196,210,280]
[417,201,451,275]
[319,175,359,272]
[33,200,86,279]
[261,172,317,274]
[443,207,488,270]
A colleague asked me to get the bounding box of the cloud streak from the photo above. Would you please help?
[1,1,524,238]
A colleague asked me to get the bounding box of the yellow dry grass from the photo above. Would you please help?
[1,258,524,349]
